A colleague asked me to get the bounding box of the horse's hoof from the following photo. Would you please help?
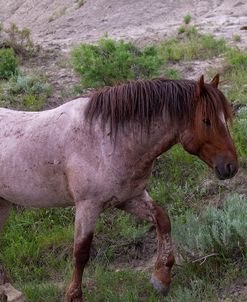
[150,273,170,295]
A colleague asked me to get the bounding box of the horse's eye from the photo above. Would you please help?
[203,118,211,127]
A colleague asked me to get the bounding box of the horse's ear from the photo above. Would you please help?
[196,75,204,96]
[210,74,220,88]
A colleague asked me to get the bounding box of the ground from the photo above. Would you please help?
[0,0,246,49]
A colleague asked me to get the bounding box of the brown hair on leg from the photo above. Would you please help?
[117,193,175,295]
[66,199,101,302]
[66,232,93,302]
[150,203,174,295]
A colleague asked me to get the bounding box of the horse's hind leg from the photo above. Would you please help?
[117,191,174,295]
[0,199,11,285]
[66,200,101,302]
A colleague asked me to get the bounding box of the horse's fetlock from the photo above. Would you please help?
[66,285,82,302]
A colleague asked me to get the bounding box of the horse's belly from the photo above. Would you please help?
[0,167,74,208]
[0,187,73,208]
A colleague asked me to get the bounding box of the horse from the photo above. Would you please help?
[0,74,238,302]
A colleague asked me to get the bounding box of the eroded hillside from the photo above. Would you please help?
[0,0,246,49]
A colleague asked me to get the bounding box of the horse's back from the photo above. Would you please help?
[0,99,89,207]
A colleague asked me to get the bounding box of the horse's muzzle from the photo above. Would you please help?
[214,159,238,180]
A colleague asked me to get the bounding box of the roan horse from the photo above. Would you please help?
[0,75,238,301]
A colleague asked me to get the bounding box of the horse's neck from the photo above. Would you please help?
[80,101,178,178]
[110,118,178,178]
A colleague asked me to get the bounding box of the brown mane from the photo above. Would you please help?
[85,78,232,136]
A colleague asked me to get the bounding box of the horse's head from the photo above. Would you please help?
[180,74,238,180]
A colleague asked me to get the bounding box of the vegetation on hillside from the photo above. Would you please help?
[0,23,51,110]
[71,37,163,87]
[0,48,18,79]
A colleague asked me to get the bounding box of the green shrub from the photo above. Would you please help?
[233,34,241,42]
[3,22,36,55]
[186,25,198,37]
[183,15,192,25]
[173,194,247,259]
[163,67,181,79]
[0,74,52,110]
[71,37,163,88]
[178,26,186,34]
[10,74,51,95]
[0,48,18,79]
[200,34,226,55]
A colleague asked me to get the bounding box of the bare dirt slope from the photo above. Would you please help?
[0,0,246,50]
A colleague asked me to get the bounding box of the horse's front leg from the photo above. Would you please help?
[66,200,101,302]
[118,191,174,295]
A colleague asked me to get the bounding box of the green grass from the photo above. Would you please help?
[94,210,149,263]
[163,67,181,79]
[232,106,247,157]
[21,282,64,302]
[17,260,247,302]
[1,208,74,282]
[82,265,217,302]
[149,145,207,215]
[160,33,227,62]
[220,49,247,105]
[225,49,247,67]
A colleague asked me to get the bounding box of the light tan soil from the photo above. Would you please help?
[0,0,246,51]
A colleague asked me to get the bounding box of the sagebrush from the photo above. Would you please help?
[173,194,247,259]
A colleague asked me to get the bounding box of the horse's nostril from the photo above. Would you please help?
[226,163,233,176]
